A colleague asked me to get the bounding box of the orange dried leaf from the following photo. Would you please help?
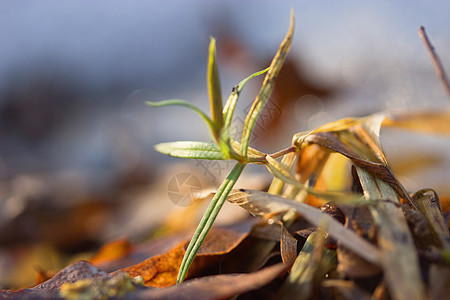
[119,221,254,287]
[119,242,185,287]
[194,220,254,255]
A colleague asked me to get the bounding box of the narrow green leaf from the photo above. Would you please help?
[219,67,269,159]
[240,10,295,158]
[154,141,225,160]
[222,67,270,126]
[147,100,218,138]
[177,162,245,283]
[207,37,224,130]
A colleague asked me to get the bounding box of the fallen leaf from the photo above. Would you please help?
[118,241,184,287]
[125,263,289,300]
[280,224,297,265]
[118,220,255,287]
[0,261,110,299]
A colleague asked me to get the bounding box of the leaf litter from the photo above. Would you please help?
[2,9,450,300]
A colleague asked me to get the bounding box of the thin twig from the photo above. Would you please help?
[247,146,297,164]
[269,146,297,160]
[419,26,450,100]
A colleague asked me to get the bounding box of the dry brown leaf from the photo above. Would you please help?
[128,263,289,300]
[94,233,189,273]
[118,220,255,287]
[193,219,254,255]
[300,114,414,206]
[280,224,297,266]
[119,241,185,287]
[0,261,110,299]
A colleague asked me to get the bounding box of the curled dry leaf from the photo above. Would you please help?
[280,223,298,266]
[227,189,380,265]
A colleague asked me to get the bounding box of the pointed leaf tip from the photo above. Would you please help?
[207,37,224,131]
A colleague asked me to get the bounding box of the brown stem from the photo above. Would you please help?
[419,26,450,100]
[269,146,297,159]
[247,146,297,164]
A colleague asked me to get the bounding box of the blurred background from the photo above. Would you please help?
[0,0,449,289]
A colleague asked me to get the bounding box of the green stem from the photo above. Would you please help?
[177,162,246,283]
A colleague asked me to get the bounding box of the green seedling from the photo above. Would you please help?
[149,11,296,283]
[148,11,441,296]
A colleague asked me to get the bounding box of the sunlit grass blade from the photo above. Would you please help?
[355,166,425,300]
[207,37,224,131]
[222,67,270,126]
[154,141,226,160]
[268,152,297,195]
[240,10,295,158]
[177,162,245,283]
[219,67,269,159]
[147,100,218,138]
[278,227,337,300]
[412,189,450,249]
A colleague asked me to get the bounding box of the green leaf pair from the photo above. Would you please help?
[147,39,269,161]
